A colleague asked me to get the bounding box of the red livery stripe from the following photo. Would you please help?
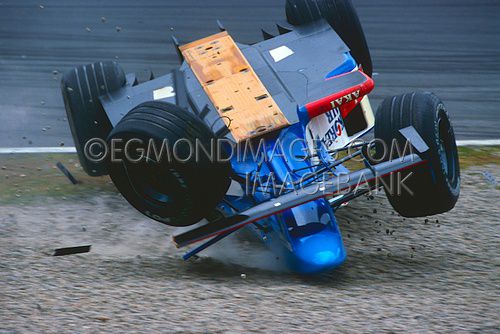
[305,70,374,119]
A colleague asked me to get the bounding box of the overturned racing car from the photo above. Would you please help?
[61,0,460,274]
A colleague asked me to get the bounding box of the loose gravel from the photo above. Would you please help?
[0,167,498,333]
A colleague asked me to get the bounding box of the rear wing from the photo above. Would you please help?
[301,70,374,121]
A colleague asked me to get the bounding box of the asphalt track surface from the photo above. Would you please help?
[0,0,499,147]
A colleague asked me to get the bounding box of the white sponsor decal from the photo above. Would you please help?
[153,86,175,100]
[306,107,350,158]
[269,46,294,62]
[330,90,361,108]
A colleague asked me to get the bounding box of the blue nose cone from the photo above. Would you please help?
[292,229,346,274]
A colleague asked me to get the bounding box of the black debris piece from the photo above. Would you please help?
[373,209,377,214]
[56,162,78,184]
[53,245,91,256]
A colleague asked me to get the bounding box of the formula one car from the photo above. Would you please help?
[61,0,460,274]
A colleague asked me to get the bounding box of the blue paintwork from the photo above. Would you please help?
[214,54,359,274]
[325,53,357,79]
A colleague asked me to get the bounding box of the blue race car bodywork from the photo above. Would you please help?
[93,20,427,275]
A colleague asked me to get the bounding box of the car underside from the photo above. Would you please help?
[61,0,460,274]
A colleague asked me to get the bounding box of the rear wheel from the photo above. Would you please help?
[61,61,126,176]
[285,0,373,76]
[374,92,460,217]
[107,101,231,226]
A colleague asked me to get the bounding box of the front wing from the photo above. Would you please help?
[174,153,426,251]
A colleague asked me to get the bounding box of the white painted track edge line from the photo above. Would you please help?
[456,139,500,146]
[0,140,499,154]
[0,147,77,154]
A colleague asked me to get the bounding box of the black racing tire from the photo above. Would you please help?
[374,92,460,217]
[61,61,126,176]
[107,101,232,227]
[285,0,373,77]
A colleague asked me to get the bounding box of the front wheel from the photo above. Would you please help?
[374,92,460,217]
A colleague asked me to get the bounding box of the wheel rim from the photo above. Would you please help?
[438,116,458,187]
[124,159,179,207]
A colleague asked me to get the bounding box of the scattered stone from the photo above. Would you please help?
[85,27,91,32]
[1,166,6,170]
[95,316,110,322]
[66,87,73,93]
[59,142,64,147]
[386,229,390,235]
[52,70,58,75]
[100,16,107,23]
[373,209,377,214]
[240,273,247,279]
[41,127,47,132]
[377,248,382,251]
[39,4,44,9]
[360,238,365,241]
[115,26,122,32]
